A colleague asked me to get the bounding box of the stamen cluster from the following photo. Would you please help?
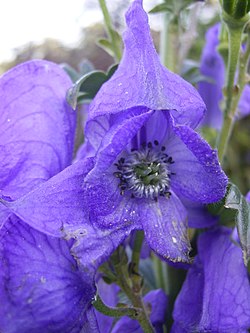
[114,141,175,200]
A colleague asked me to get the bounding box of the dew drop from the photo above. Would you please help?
[172,236,177,244]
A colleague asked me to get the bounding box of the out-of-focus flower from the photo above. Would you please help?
[0,60,98,332]
[172,227,250,332]
[198,24,250,129]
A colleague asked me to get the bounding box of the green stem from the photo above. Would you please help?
[93,295,141,318]
[217,24,250,162]
[98,0,122,62]
[131,230,144,275]
[160,13,179,72]
[224,27,242,117]
[112,248,155,333]
[152,255,168,294]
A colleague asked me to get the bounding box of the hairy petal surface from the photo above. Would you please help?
[0,60,76,200]
[172,227,250,333]
[88,0,205,129]
[0,217,97,333]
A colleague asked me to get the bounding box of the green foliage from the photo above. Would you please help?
[149,3,173,14]
[97,29,122,59]
[222,0,250,20]
[225,183,250,266]
[66,64,118,109]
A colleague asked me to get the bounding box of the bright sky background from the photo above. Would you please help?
[0,0,159,63]
[0,0,88,62]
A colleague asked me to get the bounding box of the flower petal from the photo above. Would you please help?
[2,158,94,237]
[69,222,135,274]
[180,196,218,228]
[172,227,250,332]
[166,119,227,203]
[0,60,76,200]
[0,217,97,333]
[83,108,153,218]
[141,193,191,263]
[88,0,205,129]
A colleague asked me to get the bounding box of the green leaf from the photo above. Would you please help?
[66,64,118,109]
[225,183,250,265]
[149,3,173,14]
[97,38,115,58]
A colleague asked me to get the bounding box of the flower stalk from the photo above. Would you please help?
[112,247,156,333]
[217,11,250,162]
[92,295,141,318]
[98,0,122,62]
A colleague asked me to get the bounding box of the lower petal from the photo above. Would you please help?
[140,193,191,263]
[173,227,250,332]
[0,217,97,333]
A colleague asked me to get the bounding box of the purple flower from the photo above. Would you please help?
[2,1,227,269]
[83,109,227,263]
[5,109,228,269]
[198,24,250,129]
[172,227,250,332]
[0,60,98,332]
[87,0,206,131]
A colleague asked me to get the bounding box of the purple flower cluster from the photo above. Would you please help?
[0,0,249,332]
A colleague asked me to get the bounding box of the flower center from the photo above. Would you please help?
[114,141,175,200]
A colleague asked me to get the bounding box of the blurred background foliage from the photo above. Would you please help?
[0,0,249,194]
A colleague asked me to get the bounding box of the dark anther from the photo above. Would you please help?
[120,158,125,163]
[147,142,152,149]
[167,157,175,164]
[154,197,158,202]
[131,148,136,152]
[154,140,159,146]
[161,146,166,151]
[131,193,135,199]
[171,172,176,175]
